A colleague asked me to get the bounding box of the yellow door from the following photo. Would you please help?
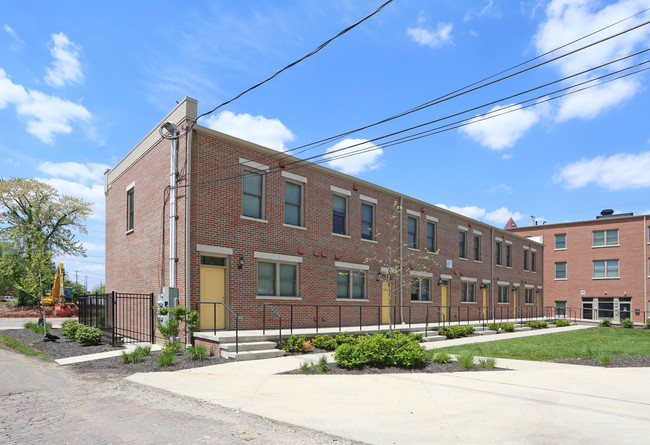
[513,290,518,318]
[441,282,449,322]
[482,288,488,318]
[200,266,225,330]
[381,282,390,324]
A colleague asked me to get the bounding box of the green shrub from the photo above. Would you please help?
[335,331,356,346]
[186,345,209,361]
[311,334,338,351]
[487,323,500,331]
[409,333,424,342]
[162,341,182,355]
[318,356,330,372]
[621,318,633,328]
[61,319,80,338]
[478,357,497,368]
[357,333,391,366]
[549,319,570,327]
[457,351,475,368]
[279,335,306,353]
[525,321,548,329]
[299,361,310,372]
[644,318,650,330]
[599,318,612,327]
[355,332,427,367]
[156,351,175,367]
[502,323,515,332]
[438,325,475,339]
[334,343,364,369]
[595,352,612,365]
[75,325,103,346]
[432,351,452,364]
[122,345,151,364]
[24,321,53,334]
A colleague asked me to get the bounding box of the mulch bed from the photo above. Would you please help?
[282,361,507,375]
[551,356,650,367]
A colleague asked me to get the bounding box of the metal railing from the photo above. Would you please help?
[195,301,240,353]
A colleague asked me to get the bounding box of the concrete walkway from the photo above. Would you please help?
[125,324,650,444]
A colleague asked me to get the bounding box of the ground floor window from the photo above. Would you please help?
[555,301,566,316]
[410,277,430,301]
[258,262,297,297]
[497,285,508,303]
[525,288,534,304]
[337,270,366,299]
[461,282,475,302]
[582,297,631,321]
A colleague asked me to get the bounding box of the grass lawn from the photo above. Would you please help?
[436,327,650,361]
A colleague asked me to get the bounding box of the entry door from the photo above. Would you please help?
[513,290,518,318]
[381,282,390,324]
[482,287,488,318]
[200,266,226,330]
[441,281,449,322]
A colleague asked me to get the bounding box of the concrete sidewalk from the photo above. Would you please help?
[0,317,74,330]
[126,324,650,444]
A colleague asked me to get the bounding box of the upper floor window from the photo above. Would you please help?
[126,187,134,232]
[410,277,430,301]
[361,203,374,240]
[243,169,264,219]
[284,181,303,226]
[473,235,481,261]
[555,262,567,279]
[258,262,297,297]
[407,217,418,249]
[337,270,365,299]
[523,249,529,271]
[531,251,536,272]
[461,281,475,303]
[555,233,566,249]
[506,244,512,268]
[459,230,467,258]
[427,222,436,252]
[593,259,619,278]
[593,229,618,247]
[332,194,347,235]
[497,285,508,303]
[495,241,502,265]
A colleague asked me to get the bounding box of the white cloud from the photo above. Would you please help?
[485,207,524,225]
[407,22,453,48]
[489,184,513,194]
[464,0,499,21]
[324,139,383,175]
[204,110,295,151]
[502,153,513,160]
[37,161,110,184]
[435,203,486,220]
[4,24,24,49]
[44,32,83,87]
[0,68,91,144]
[554,151,650,190]
[36,176,105,222]
[459,104,542,150]
[534,0,650,121]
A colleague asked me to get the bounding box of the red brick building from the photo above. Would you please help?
[509,210,649,323]
[105,98,544,331]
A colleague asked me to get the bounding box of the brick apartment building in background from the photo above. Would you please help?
[508,210,650,323]
[104,98,544,332]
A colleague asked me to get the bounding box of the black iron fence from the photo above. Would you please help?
[78,292,155,346]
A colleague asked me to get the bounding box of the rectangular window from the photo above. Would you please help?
[473,235,481,261]
[593,229,618,246]
[126,188,134,232]
[258,262,298,297]
[407,216,418,249]
[593,259,619,278]
[459,231,467,258]
[531,252,536,272]
[427,222,436,252]
[525,288,534,304]
[506,244,512,267]
[555,262,567,279]
[337,270,366,299]
[523,250,529,271]
[461,282,475,303]
[555,301,567,316]
[555,233,566,249]
[284,181,302,226]
[361,203,374,240]
[498,285,508,303]
[410,277,430,301]
[495,241,502,265]
[243,170,264,219]
[332,195,347,235]
[200,256,225,267]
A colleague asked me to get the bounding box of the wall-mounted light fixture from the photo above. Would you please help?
[437,278,442,286]
[512,286,517,292]
[480,283,487,289]
[238,257,244,269]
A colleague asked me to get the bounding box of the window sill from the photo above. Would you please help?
[554,248,567,251]
[592,277,620,280]
[592,244,619,248]
[336,298,369,302]
[473,260,482,263]
[256,296,302,300]
[496,264,503,267]
[411,300,432,304]
[525,303,535,306]
[460,301,477,304]
[554,278,567,281]
[506,266,513,269]
[125,229,134,235]
[408,247,420,252]
[361,238,377,244]
[241,215,268,223]
[332,233,351,239]
[497,302,510,305]
[459,257,468,261]
[283,224,306,230]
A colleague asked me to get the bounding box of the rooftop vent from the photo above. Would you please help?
[600,209,614,216]
[596,209,633,219]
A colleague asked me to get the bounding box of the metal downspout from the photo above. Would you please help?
[399,196,404,324]
[185,127,193,309]
[163,122,178,289]
[645,216,648,317]
[491,227,494,321]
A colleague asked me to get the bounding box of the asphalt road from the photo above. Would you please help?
[0,347,359,445]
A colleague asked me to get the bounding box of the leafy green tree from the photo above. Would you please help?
[64,279,87,302]
[0,241,24,296]
[0,178,92,305]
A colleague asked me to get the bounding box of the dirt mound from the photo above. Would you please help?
[0,305,51,318]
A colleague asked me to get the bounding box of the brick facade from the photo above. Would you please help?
[105,98,545,332]
[509,212,650,323]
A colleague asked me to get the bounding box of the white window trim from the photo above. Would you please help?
[406,209,420,217]
[254,252,303,263]
[241,215,269,223]
[284,179,304,227]
[332,193,349,236]
[281,171,307,183]
[497,281,510,286]
[256,295,302,301]
[126,181,135,191]
[460,277,477,282]
[523,246,530,251]
[410,270,433,278]
[334,261,369,271]
[332,233,351,239]
[458,225,469,231]
[239,158,269,172]
[359,194,377,204]
[505,240,513,245]
[330,185,351,196]
[360,201,375,241]
[197,245,233,256]
[473,229,482,235]
[426,215,438,223]
[256,260,300,299]
[283,224,307,230]
[336,268,367,300]
[440,274,453,280]
[495,236,503,242]
[525,284,535,289]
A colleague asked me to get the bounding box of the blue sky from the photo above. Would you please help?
[1,0,650,290]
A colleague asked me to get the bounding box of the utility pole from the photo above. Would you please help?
[84,276,88,292]
[75,270,79,284]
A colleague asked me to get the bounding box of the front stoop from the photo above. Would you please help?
[220,341,286,361]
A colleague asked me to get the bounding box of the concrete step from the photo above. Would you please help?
[220,341,278,352]
[221,349,286,361]
[423,335,447,342]
[194,332,272,343]
[515,326,532,331]
[474,329,498,335]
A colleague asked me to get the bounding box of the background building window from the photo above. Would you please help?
[473,235,481,261]
[427,222,436,252]
[333,195,347,235]
[337,270,365,299]
[258,262,297,297]
[126,188,134,232]
[555,233,566,249]
[407,217,418,249]
[461,282,475,302]
[593,229,618,246]
[459,231,467,258]
[361,203,374,240]
[506,244,512,267]
[555,262,567,279]
[243,170,264,219]
[593,259,619,278]
[410,277,430,301]
[523,250,529,271]
[284,181,302,226]
[498,285,508,303]
[531,252,536,272]
[495,241,502,265]
[525,288,534,304]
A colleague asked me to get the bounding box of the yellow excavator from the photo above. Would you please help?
[43,261,78,317]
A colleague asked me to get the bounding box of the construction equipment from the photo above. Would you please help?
[43,261,78,317]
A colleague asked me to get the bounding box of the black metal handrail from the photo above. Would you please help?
[195,301,240,353]
[262,303,282,341]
